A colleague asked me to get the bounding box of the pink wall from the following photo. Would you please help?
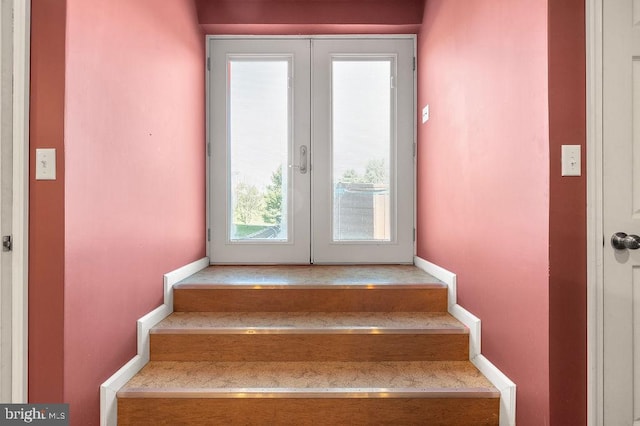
[29,0,206,424]
[29,0,66,403]
[417,1,551,424]
[195,0,423,34]
[548,0,587,423]
[63,1,205,423]
[196,0,423,24]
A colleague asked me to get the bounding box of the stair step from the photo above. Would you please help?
[118,360,497,397]
[152,311,466,331]
[150,312,469,361]
[117,360,499,425]
[178,265,443,286]
[173,265,448,312]
[173,284,448,312]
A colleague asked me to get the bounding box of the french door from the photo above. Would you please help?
[208,37,415,264]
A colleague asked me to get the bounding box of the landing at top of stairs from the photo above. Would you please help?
[177,264,443,287]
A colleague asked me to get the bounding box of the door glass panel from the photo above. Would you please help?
[332,59,392,241]
[228,59,290,241]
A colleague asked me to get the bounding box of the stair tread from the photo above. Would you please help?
[151,312,467,334]
[176,265,444,289]
[118,360,498,398]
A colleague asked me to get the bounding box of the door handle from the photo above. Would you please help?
[611,232,640,250]
[289,145,307,174]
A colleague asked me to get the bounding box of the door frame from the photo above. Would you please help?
[205,34,417,264]
[586,0,604,424]
[0,0,30,403]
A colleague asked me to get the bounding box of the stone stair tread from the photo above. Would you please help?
[174,282,448,290]
[118,360,498,398]
[176,265,444,288]
[151,311,467,334]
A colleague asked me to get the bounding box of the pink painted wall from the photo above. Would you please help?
[29,0,66,403]
[548,0,587,423]
[29,0,206,424]
[417,1,551,424]
[196,0,423,24]
[195,0,423,34]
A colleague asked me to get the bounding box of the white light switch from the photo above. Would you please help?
[422,105,430,124]
[36,148,56,180]
[561,145,581,177]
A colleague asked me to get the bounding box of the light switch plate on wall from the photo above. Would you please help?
[422,104,430,123]
[561,145,581,177]
[36,148,56,180]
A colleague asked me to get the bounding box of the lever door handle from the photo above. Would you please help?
[611,232,640,250]
[289,145,307,174]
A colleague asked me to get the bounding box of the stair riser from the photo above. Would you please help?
[150,333,469,362]
[173,288,448,312]
[118,397,499,425]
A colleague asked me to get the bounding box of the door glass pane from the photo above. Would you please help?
[332,59,392,241]
[228,59,289,241]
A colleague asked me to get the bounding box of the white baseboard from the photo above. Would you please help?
[473,354,517,426]
[414,256,516,426]
[449,303,481,359]
[414,256,457,308]
[100,257,209,426]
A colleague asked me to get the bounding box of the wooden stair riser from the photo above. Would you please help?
[149,333,469,362]
[117,397,499,426]
[173,287,448,312]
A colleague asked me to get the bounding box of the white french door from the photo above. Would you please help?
[209,39,311,264]
[208,37,415,264]
[311,38,414,263]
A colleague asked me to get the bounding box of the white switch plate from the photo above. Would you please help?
[422,104,430,124]
[36,148,56,180]
[561,145,581,177]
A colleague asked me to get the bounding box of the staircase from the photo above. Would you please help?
[117,265,499,425]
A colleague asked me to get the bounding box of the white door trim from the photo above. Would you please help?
[586,0,603,424]
[10,0,29,403]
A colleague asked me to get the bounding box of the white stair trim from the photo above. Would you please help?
[415,256,517,426]
[414,256,457,308]
[473,354,517,426]
[100,257,209,426]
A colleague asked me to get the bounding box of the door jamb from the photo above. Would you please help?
[9,0,30,403]
[586,0,603,424]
